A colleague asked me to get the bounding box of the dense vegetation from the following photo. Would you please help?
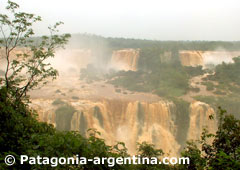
[206,57,240,86]
[107,56,204,99]
[195,57,240,118]
[0,87,129,169]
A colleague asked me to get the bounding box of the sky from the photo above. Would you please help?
[0,0,240,41]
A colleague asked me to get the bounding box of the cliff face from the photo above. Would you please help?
[179,51,240,67]
[32,98,217,156]
[110,49,139,71]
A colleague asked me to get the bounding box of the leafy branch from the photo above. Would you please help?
[0,0,70,102]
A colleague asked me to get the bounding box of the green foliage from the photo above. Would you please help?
[214,89,227,95]
[180,141,206,170]
[137,142,164,158]
[202,107,240,169]
[206,57,240,88]
[194,95,240,119]
[180,107,240,170]
[193,96,216,105]
[137,46,163,71]
[107,46,206,99]
[189,87,200,93]
[108,62,192,98]
[0,87,55,169]
[217,57,240,85]
[201,81,215,91]
[0,87,130,169]
[184,66,204,77]
[0,0,70,102]
[136,142,171,170]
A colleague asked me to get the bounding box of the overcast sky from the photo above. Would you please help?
[0,0,240,40]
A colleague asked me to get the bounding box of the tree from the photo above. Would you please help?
[180,107,240,170]
[137,142,164,158]
[202,107,240,169]
[180,141,206,170]
[0,0,70,102]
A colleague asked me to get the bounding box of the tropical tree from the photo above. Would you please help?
[180,107,240,170]
[0,0,70,102]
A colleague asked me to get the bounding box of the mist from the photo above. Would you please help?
[1,0,240,41]
[202,50,240,66]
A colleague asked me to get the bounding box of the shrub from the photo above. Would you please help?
[214,90,227,95]
[202,82,215,91]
